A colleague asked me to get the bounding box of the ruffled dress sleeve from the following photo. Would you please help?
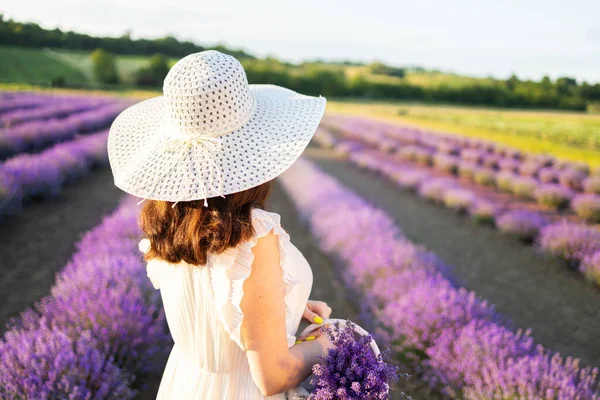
[209,208,300,351]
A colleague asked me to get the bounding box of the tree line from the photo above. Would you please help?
[2,15,600,111]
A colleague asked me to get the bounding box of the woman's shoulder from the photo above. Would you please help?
[250,208,287,239]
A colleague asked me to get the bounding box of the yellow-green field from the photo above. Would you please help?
[328,100,600,167]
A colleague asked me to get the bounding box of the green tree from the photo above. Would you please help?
[91,48,119,84]
[135,53,171,87]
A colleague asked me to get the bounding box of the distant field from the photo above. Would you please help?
[0,46,177,86]
[0,47,88,85]
[328,100,600,167]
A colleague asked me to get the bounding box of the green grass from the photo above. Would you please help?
[43,49,178,84]
[327,100,600,167]
[0,47,179,86]
[0,47,88,85]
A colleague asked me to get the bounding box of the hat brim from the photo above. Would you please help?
[108,84,326,201]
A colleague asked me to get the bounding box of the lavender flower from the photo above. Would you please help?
[308,321,401,400]
[0,323,135,399]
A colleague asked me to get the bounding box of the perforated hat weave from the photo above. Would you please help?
[107,50,326,203]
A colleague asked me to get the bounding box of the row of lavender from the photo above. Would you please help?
[0,197,170,399]
[340,147,600,288]
[280,158,599,399]
[1,92,129,159]
[322,116,600,223]
[316,123,600,287]
[0,92,131,218]
[0,130,111,217]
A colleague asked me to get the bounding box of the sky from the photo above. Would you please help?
[3,0,600,83]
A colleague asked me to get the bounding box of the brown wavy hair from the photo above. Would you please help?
[139,181,273,265]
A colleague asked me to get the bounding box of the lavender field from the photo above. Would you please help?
[1,90,599,399]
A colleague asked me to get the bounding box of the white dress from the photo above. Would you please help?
[141,208,314,399]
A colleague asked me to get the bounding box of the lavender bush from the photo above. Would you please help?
[571,194,600,222]
[581,252,600,287]
[468,200,497,224]
[280,158,600,398]
[0,198,171,398]
[583,176,600,194]
[496,210,548,241]
[510,176,538,199]
[0,130,109,216]
[0,102,127,158]
[538,221,600,262]
[534,184,574,209]
[443,188,475,213]
[473,168,496,186]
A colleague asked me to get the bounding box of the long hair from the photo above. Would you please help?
[139,181,273,265]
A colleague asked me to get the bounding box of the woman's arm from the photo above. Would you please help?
[240,230,333,396]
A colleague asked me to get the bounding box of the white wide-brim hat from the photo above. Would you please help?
[108,50,326,204]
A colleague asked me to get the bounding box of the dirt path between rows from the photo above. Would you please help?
[0,167,124,332]
[304,145,600,369]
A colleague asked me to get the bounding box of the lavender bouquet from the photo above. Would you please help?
[292,319,405,400]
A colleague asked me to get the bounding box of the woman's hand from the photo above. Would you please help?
[296,300,332,343]
[302,300,332,325]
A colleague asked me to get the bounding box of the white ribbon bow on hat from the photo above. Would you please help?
[138,130,225,208]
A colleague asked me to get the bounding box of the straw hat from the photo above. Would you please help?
[107,50,326,205]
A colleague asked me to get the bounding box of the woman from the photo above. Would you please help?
[107,50,333,398]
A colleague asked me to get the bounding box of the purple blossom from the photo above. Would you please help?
[307,320,401,400]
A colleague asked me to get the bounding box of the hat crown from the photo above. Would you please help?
[162,50,255,137]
